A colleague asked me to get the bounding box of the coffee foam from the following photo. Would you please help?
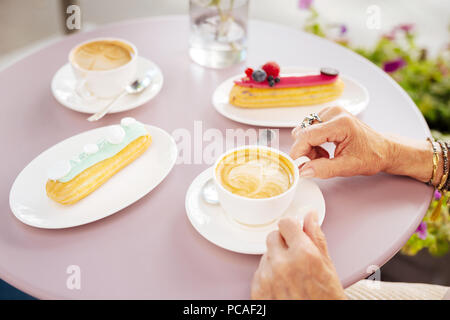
[216,149,294,199]
[72,40,134,71]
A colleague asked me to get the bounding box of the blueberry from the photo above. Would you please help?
[274,77,280,83]
[252,69,267,82]
[268,80,275,87]
[267,75,274,81]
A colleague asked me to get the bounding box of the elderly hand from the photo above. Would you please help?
[290,106,436,183]
[251,212,346,300]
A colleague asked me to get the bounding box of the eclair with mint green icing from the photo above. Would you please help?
[46,117,151,205]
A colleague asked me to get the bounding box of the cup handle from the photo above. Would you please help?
[293,156,310,169]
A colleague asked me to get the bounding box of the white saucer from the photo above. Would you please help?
[51,57,164,114]
[10,124,177,229]
[212,67,369,127]
[185,167,326,255]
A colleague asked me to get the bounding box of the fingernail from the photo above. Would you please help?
[299,167,315,178]
[311,211,319,225]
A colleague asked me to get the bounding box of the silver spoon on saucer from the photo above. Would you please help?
[201,129,277,205]
[87,71,154,122]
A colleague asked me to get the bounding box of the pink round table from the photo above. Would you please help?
[0,16,432,299]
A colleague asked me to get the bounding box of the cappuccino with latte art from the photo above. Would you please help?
[215,148,294,199]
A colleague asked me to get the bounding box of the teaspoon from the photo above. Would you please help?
[87,71,154,122]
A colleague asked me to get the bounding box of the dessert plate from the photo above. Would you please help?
[212,67,369,127]
[51,57,163,114]
[185,167,326,255]
[9,124,177,229]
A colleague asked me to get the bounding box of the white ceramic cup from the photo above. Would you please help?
[213,145,310,226]
[69,37,138,99]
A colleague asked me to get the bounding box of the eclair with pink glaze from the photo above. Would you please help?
[229,62,344,108]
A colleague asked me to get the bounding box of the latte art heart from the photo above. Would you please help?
[216,149,294,199]
[72,40,134,71]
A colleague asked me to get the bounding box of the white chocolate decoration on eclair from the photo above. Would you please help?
[47,160,72,181]
[121,117,137,127]
[106,125,126,145]
[46,118,148,183]
[84,143,99,155]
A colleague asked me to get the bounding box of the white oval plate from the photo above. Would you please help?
[9,125,177,229]
[212,67,369,127]
[51,57,164,114]
[185,167,325,255]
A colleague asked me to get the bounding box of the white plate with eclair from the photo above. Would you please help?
[9,118,177,229]
[212,64,369,128]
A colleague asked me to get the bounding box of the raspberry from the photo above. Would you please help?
[245,67,253,78]
[262,62,280,78]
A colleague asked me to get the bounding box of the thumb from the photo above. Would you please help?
[303,211,329,258]
[299,156,358,179]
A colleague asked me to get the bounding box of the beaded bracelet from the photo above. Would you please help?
[427,137,439,186]
[444,141,450,192]
[437,140,448,191]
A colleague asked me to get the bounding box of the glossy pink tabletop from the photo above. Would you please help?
[0,16,432,299]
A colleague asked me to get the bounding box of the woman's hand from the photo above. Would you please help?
[290,106,437,183]
[290,106,391,179]
[251,211,346,300]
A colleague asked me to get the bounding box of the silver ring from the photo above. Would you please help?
[300,113,322,128]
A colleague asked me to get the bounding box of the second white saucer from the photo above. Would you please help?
[185,167,326,255]
[51,56,163,114]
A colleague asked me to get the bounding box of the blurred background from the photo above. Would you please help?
[0,0,449,299]
[1,0,449,68]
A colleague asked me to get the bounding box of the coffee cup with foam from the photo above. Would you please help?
[213,146,310,226]
[69,38,138,99]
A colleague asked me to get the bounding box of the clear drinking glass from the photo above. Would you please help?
[189,0,249,68]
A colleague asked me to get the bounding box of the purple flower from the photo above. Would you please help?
[415,221,427,240]
[340,24,348,35]
[383,24,415,41]
[434,189,442,200]
[397,23,414,33]
[383,32,396,41]
[383,58,406,73]
[298,0,313,10]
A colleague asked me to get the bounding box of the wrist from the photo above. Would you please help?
[382,134,439,183]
